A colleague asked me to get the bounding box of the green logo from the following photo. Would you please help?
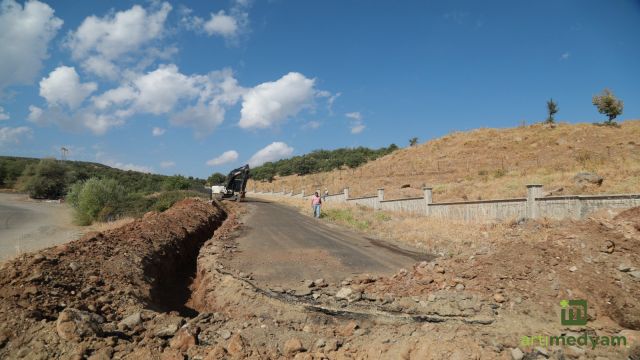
[560,299,588,326]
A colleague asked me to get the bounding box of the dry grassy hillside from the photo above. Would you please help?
[249,120,640,202]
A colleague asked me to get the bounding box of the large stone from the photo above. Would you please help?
[56,308,103,341]
[574,172,603,186]
[227,334,245,356]
[510,347,524,360]
[335,287,353,300]
[169,327,198,352]
[118,312,142,330]
[284,338,305,356]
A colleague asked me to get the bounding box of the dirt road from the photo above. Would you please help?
[0,193,82,262]
[223,199,432,289]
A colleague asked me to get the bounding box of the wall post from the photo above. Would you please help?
[344,187,349,201]
[301,189,305,198]
[423,187,433,216]
[376,188,385,210]
[526,184,543,219]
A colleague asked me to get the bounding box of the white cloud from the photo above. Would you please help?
[0,126,32,146]
[206,150,239,166]
[160,160,175,168]
[204,10,238,37]
[96,152,153,173]
[248,142,293,167]
[239,72,316,129]
[345,112,362,121]
[31,64,247,136]
[152,127,166,136]
[39,66,97,109]
[182,1,249,41]
[170,68,245,136]
[350,124,365,134]
[0,106,9,120]
[92,85,135,110]
[346,112,365,134]
[560,52,570,60]
[27,105,43,123]
[0,0,63,91]
[66,2,172,78]
[132,64,200,114]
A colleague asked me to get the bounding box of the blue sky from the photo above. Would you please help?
[1,0,639,178]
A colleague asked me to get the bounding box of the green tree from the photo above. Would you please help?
[20,158,68,199]
[162,175,191,191]
[67,178,127,225]
[409,137,418,147]
[592,88,623,125]
[207,172,226,185]
[546,98,558,123]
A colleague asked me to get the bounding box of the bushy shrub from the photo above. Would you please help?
[19,159,68,199]
[67,178,127,225]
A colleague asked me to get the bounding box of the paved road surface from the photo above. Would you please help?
[0,193,82,262]
[223,199,432,289]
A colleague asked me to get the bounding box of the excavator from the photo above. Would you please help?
[211,164,250,202]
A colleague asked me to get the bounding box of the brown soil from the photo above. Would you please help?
[1,199,639,359]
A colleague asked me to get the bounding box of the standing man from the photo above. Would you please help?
[311,191,322,218]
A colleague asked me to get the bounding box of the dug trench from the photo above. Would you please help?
[1,198,639,359]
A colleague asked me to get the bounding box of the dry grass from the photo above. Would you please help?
[253,194,510,258]
[86,217,136,232]
[249,120,640,202]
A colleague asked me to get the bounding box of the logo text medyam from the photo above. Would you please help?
[560,299,587,326]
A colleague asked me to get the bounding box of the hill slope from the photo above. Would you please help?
[249,120,640,202]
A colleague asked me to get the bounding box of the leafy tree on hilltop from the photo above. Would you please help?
[409,137,418,147]
[546,98,558,123]
[592,88,623,126]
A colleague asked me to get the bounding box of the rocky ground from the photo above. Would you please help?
[0,198,639,359]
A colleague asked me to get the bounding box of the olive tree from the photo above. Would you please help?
[592,88,623,126]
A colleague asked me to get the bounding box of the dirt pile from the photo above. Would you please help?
[0,198,226,359]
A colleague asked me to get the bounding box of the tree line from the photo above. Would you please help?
[249,144,399,182]
[0,156,207,225]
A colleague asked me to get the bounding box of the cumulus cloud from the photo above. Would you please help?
[350,123,365,134]
[66,2,172,78]
[0,106,9,120]
[204,11,238,37]
[160,160,175,168]
[346,112,365,134]
[0,126,32,146]
[239,72,316,130]
[152,127,166,136]
[30,64,245,136]
[182,1,249,41]
[0,0,63,91]
[248,142,293,167]
[39,66,97,110]
[206,150,239,166]
[170,68,245,136]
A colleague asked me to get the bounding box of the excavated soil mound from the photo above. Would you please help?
[0,198,226,358]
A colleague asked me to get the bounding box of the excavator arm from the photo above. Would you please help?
[220,164,250,201]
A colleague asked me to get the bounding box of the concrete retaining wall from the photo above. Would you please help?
[249,185,640,222]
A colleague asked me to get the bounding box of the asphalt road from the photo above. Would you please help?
[223,199,432,289]
[0,193,81,262]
